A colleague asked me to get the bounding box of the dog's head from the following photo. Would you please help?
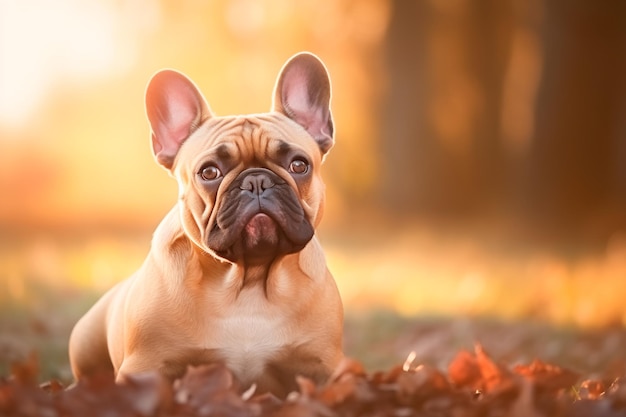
[145,53,334,265]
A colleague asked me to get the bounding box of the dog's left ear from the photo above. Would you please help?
[145,70,211,170]
[272,52,334,156]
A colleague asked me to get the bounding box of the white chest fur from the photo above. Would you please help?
[205,287,295,382]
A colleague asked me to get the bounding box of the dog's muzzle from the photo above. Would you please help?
[206,168,315,263]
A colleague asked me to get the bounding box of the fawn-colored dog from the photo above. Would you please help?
[69,52,343,397]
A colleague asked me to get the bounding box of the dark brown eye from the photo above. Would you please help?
[199,165,222,181]
[289,159,309,175]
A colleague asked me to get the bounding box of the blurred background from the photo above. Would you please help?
[1,0,626,380]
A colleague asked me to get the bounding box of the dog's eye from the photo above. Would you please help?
[199,165,222,181]
[289,159,309,175]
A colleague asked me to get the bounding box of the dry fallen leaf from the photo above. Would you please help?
[474,343,515,393]
[448,348,483,390]
[514,358,580,392]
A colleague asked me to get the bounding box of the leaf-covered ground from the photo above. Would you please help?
[2,309,626,416]
[2,343,626,417]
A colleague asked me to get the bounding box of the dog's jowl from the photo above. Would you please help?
[68,52,344,397]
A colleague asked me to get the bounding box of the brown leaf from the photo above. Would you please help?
[122,371,173,415]
[396,364,450,405]
[448,349,482,390]
[173,363,236,406]
[39,378,64,394]
[371,364,404,386]
[60,371,127,416]
[475,343,513,393]
[318,373,358,407]
[295,375,316,398]
[327,356,366,383]
[0,383,17,414]
[508,378,543,417]
[514,359,580,392]
[249,390,282,408]
[270,401,333,417]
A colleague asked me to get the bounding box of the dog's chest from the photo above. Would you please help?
[204,290,294,381]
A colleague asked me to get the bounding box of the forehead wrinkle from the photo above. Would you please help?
[232,117,268,165]
[183,117,240,156]
[234,133,251,163]
[248,117,300,160]
[275,139,292,157]
[214,143,234,162]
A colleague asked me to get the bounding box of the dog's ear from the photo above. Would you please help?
[272,52,334,156]
[145,70,211,170]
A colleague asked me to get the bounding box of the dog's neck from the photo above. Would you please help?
[241,263,271,285]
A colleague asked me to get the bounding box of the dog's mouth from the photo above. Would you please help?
[205,168,314,264]
[241,213,280,260]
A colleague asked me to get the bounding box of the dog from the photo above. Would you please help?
[68,52,344,397]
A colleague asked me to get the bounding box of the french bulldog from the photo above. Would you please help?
[68,52,343,397]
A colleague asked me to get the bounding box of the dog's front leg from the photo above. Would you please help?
[116,352,165,382]
[69,284,120,379]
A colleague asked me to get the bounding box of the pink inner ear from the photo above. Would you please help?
[282,69,312,120]
[281,67,332,147]
[154,100,198,148]
[146,70,209,169]
[152,120,195,162]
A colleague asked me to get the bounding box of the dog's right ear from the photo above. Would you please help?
[145,70,211,170]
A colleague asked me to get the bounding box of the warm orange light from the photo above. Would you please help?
[0,0,156,129]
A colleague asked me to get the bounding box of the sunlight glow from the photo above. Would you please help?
[0,0,148,129]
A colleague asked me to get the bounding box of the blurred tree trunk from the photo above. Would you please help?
[380,0,513,219]
[379,0,432,215]
[464,1,513,213]
[526,1,626,243]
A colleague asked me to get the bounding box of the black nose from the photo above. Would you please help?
[240,171,275,195]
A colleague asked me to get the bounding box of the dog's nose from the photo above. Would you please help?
[240,172,275,195]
